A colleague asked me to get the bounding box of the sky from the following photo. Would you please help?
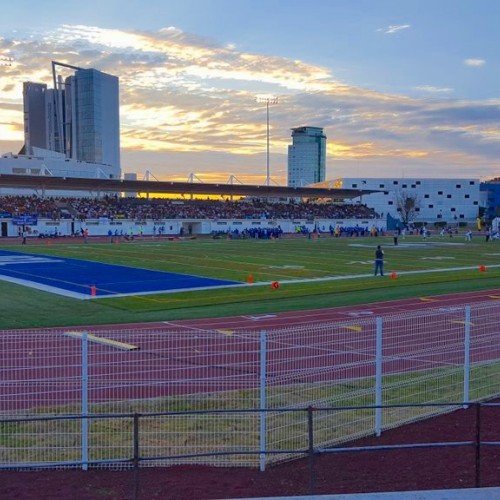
[1,0,500,184]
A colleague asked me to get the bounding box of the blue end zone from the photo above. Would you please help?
[0,250,242,299]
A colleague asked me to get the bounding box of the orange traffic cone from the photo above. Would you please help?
[479,265,486,272]
[390,272,397,279]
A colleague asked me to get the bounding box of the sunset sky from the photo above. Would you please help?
[1,0,499,184]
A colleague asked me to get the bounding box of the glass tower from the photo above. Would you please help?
[287,126,326,187]
[65,69,120,178]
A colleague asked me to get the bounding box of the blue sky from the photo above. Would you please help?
[1,0,499,183]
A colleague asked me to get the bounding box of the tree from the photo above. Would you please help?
[394,190,420,226]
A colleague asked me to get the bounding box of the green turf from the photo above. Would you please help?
[1,234,499,329]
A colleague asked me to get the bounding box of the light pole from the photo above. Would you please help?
[257,96,279,186]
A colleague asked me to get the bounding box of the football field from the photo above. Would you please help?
[0,234,499,329]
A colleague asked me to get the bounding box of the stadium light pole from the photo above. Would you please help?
[256,96,279,186]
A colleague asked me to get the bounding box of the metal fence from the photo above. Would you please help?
[1,301,500,469]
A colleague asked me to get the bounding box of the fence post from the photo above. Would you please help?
[259,330,267,472]
[81,331,89,471]
[133,413,140,500]
[463,305,471,407]
[307,406,315,496]
[375,317,383,437]
[475,402,481,488]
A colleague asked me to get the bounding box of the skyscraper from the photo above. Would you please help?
[22,62,121,179]
[65,68,120,176]
[23,82,48,152]
[287,126,326,187]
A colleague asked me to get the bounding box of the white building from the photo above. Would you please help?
[0,150,116,197]
[318,178,480,224]
[287,126,326,187]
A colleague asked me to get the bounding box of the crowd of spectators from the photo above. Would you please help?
[0,195,379,221]
[0,195,63,219]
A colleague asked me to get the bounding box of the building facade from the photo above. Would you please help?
[480,179,500,221]
[315,178,481,224]
[23,82,48,152]
[287,126,326,187]
[64,69,120,177]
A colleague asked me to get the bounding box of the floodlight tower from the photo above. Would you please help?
[0,56,13,66]
[256,96,279,186]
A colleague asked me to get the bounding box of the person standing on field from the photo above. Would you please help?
[374,245,384,276]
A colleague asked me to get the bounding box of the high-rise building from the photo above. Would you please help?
[64,69,120,176]
[22,62,121,179]
[23,82,48,152]
[287,126,326,187]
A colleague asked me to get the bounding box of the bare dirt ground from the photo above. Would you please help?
[1,403,499,500]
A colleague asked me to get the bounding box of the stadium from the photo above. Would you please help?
[2,58,500,500]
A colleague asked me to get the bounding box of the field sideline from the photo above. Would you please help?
[0,233,499,329]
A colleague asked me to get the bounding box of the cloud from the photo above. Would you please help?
[1,24,500,181]
[377,24,411,34]
[464,58,485,67]
[414,86,453,94]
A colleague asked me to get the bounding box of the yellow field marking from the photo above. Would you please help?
[419,297,437,302]
[451,320,474,326]
[64,331,139,351]
[217,329,234,336]
[345,326,362,332]
[488,295,500,299]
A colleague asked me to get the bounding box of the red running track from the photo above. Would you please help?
[76,287,500,333]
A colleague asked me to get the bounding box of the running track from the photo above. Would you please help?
[74,286,500,333]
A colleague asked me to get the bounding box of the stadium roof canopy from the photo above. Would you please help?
[0,174,380,199]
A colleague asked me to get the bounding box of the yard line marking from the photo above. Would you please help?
[420,297,437,302]
[344,311,373,317]
[64,331,139,351]
[242,314,278,321]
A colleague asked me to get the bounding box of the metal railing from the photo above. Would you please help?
[1,402,499,496]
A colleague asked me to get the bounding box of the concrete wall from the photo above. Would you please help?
[1,217,386,239]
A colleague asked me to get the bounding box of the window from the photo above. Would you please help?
[393,181,399,185]
[429,204,434,208]
[402,184,407,188]
[465,194,470,199]
[456,184,462,188]
[388,201,393,205]
[451,208,456,212]
[438,191,443,195]
[424,194,430,198]
[379,184,385,188]
[447,194,452,199]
